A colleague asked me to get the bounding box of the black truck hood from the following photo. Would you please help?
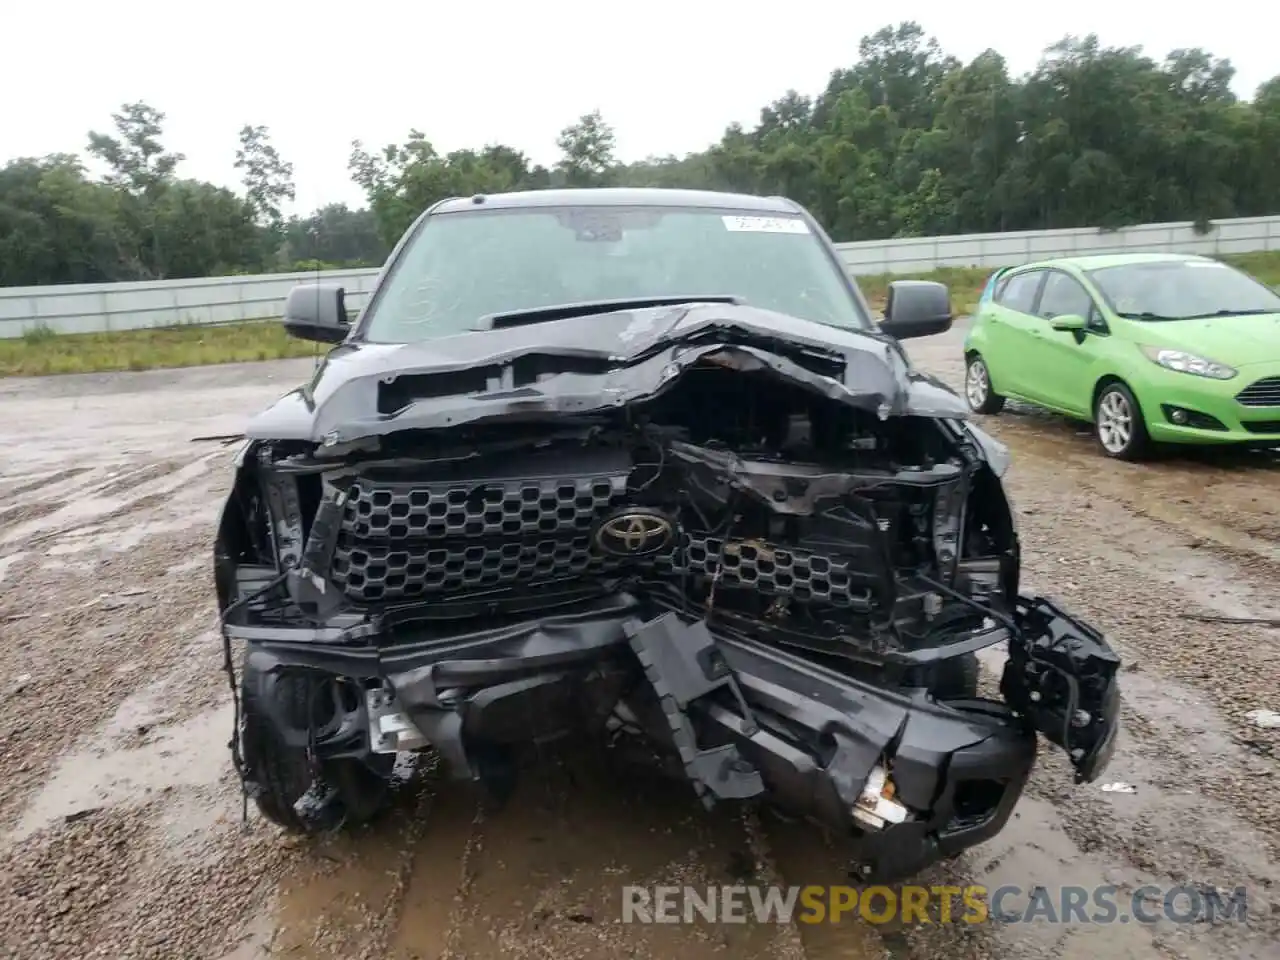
[245,301,968,444]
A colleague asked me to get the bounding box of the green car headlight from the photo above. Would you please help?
[1138,345,1237,380]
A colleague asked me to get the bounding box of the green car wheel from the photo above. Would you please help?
[965,354,1006,414]
[1093,381,1151,461]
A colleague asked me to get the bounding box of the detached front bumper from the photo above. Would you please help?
[234,593,1120,880]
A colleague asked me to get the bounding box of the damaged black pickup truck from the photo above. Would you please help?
[215,188,1120,880]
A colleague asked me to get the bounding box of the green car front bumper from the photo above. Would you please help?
[1132,361,1280,445]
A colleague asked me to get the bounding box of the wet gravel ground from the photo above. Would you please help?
[1,324,1278,960]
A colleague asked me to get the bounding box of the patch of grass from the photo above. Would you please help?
[0,319,321,377]
[860,265,994,315]
[3,249,1279,377]
[1226,250,1280,288]
[21,321,59,345]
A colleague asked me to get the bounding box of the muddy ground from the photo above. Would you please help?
[1,323,1278,960]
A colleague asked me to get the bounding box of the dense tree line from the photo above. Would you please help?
[3,22,1279,288]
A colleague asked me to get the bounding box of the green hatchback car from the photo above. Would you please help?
[963,252,1280,459]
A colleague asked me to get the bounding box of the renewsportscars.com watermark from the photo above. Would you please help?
[621,884,1249,925]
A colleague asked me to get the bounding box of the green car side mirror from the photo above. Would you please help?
[1049,313,1087,332]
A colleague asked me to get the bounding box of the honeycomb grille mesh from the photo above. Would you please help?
[328,463,872,607]
[655,535,872,609]
[333,535,623,601]
[342,475,623,541]
[331,469,628,601]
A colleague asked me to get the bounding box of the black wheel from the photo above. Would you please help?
[965,354,1006,414]
[239,666,393,833]
[1093,380,1151,461]
[922,653,980,700]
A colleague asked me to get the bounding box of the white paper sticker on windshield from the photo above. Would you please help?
[722,215,810,234]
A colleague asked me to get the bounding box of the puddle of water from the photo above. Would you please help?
[1136,546,1278,620]
[166,556,208,577]
[431,757,792,959]
[215,907,278,960]
[763,814,910,960]
[0,465,99,503]
[8,703,229,844]
[151,791,230,867]
[41,513,210,556]
[1124,499,1280,564]
[266,747,824,960]
[961,793,1212,960]
[101,673,180,742]
[93,515,215,552]
[381,779,475,960]
[37,557,99,574]
[2,497,128,546]
[0,551,27,583]
[44,527,107,555]
[85,461,187,500]
[1114,666,1241,762]
[1,455,216,548]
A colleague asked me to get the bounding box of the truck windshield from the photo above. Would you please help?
[358,205,872,342]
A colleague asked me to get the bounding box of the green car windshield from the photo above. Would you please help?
[358,206,871,342]
[1086,259,1280,321]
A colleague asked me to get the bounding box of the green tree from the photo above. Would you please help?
[86,102,188,278]
[350,131,546,244]
[555,110,617,186]
[152,180,262,278]
[235,125,295,230]
[86,102,184,196]
[814,22,957,133]
[284,204,386,267]
[1235,77,1280,216]
[0,155,124,285]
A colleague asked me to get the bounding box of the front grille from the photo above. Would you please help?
[329,451,894,607]
[331,450,630,602]
[1236,377,1280,408]
[1242,419,1280,435]
[342,468,622,541]
[334,535,621,600]
[652,535,876,609]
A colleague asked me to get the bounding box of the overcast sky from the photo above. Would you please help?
[3,1,1274,215]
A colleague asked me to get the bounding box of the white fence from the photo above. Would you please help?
[0,268,383,339]
[2,214,1278,339]
[839,213,1280,273]
[838,214,1280,275]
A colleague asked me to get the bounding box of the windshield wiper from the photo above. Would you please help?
[1114,311,1185,322]
[1182,308,1275,319]
[476,295,744,331]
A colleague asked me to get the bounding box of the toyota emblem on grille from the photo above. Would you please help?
[593,509,675,558]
